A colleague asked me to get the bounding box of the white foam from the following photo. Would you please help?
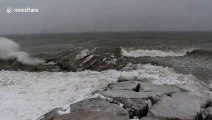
[0,37,44,65]
[0,64,199,120]
[121,48,189,57]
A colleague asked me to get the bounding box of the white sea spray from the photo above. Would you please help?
[0,37,44,65]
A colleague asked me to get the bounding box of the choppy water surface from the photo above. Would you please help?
[2,32,212,81]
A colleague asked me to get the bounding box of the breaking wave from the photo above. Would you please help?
[0,37,44,65]
[121,48,194,57]
[186,49,212,57]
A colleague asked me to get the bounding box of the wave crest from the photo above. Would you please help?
[121,48,193,57]
[186,49,212,57]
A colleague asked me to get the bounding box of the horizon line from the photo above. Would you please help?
[1,30,212,36]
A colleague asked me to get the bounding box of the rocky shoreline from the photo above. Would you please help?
[40,76,212,120]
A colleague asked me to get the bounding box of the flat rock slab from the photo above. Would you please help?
[70,98,128,117]
[54,111,129,120]
[108,81,140,91]
[140,82,181,94]
[148,92,209,120]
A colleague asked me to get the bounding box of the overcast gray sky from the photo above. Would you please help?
[0,0,212,34]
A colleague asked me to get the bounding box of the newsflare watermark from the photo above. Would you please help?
[6,7,39,14]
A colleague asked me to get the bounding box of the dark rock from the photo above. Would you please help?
[148,92,209,120]
[201,107,212,120]
[54,111,129,120]
[45,48,133,72]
